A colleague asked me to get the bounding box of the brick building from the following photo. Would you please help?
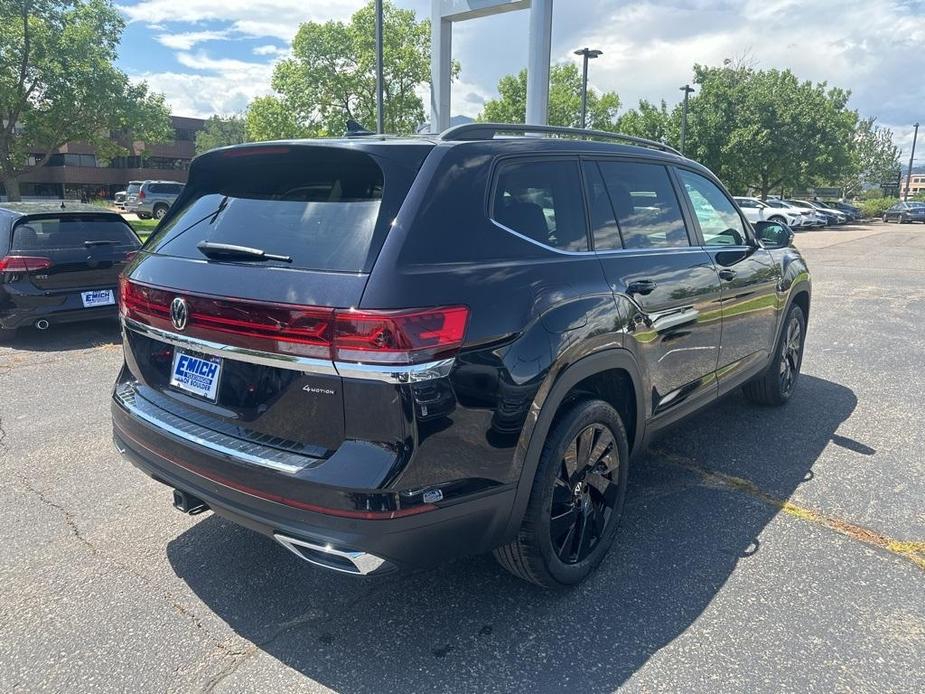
[1,115,206,201]
[901,173,925,196]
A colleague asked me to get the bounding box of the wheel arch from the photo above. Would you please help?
[501,348,646,540]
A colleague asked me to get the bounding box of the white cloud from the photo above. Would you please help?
[253,44,288,57]
[155,30,229,51]
[120,0,373,42]
[120,0,925,140]
[130,50,276,118]
[550,0,925,129]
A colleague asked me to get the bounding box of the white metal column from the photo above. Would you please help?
[430,0,551,132]
[430,4,453,133]
[525,0,552,126]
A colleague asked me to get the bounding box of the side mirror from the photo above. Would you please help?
[754,221,794,249]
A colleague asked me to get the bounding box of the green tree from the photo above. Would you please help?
[0,0,171,201]
[260,0,438,138]
[615,99,678,145]
[479,64,620,130]
[683,64,857,198]
[195,115,247,154]
[840,117,900,197]
[244,96,311,141]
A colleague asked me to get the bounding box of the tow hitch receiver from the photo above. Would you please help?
[172,489,208,515]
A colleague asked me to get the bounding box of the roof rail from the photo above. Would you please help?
[439,122,682,156]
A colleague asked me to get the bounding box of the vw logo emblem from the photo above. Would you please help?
[170,297,189,331]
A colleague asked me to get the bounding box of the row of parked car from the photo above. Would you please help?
[734,196,861,228]
[114,180,184,220]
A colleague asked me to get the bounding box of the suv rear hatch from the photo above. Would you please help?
[119,142,432,457]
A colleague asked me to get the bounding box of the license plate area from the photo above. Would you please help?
[81,289,115,308]
[169,350,222,402]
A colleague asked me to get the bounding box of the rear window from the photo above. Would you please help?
[490,159,588,252]
[12,217,139,252]
[147,147,389,273]
[127,183,141,195]
[148,183,183,194]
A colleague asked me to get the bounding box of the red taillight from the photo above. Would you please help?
[333,307,469,364]
[137,190,145,201]
[119,279,469,364]
[0,255,53,273]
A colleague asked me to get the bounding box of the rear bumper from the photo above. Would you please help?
[0,288,117,329]
[112,399,516,573]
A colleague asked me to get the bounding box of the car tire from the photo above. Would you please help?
[494,399,629,588]
[899,214,907,224]
[768,215,786,224]
[883,214,889,223]
[137,213,151,220]
[153,204,169,220]
[743,303,806,406]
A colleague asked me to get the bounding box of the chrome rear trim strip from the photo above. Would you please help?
[334,358,455,383]
[122,317,455,383]
[114,383,314,474]
[122,317,338,375]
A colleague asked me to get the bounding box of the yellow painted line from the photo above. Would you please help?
[655,450,925,571]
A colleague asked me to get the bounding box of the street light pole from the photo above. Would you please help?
[904,122,919,201]
[679,84,694,156]
[573,47,602,129]
[375,0,385,134]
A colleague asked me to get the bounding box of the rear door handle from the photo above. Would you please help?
[625,279,658,295]
[718,268,737,281]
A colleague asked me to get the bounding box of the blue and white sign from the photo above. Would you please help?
[170,351,222,401]
[81,289,115,308]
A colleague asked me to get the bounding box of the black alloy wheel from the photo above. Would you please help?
[549,424,620,564]
[779,311,803,397]
[494,399,629,587]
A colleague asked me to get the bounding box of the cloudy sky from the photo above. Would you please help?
[116,0,925,157]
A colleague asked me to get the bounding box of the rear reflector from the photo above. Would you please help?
[119,278,468,365]
[0,255,53,273]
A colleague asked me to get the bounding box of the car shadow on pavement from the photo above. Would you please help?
[166,375,859,692]
[1,319,121,353]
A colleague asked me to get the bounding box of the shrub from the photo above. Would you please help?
[858,197,898,218]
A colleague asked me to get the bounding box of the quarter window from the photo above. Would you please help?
[491,159,588,252]
[678,169,748,246]
[596,161,689,249]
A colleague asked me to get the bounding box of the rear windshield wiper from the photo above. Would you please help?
[84,240,119,247]
[196,241,292,263]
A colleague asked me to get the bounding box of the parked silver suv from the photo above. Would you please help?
[126,180,184,220]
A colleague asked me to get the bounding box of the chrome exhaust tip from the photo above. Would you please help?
[274,533,387,575]
[34,319,50,330]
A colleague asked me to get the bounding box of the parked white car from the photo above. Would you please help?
[779,199,829,227]
[734,196,806,227]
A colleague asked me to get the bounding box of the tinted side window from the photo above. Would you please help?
[491,159,588,252]
[597,161,689,249]
[678,169,748,246]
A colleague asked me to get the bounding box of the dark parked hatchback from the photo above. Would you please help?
[0,206,140,340]
[112,124,811,587]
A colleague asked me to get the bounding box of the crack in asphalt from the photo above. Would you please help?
[654,448,925,571]
[197,582,393,693]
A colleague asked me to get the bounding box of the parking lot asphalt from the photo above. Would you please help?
[1,222,923,693]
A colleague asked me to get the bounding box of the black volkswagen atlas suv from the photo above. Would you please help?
[112,124,810,587]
